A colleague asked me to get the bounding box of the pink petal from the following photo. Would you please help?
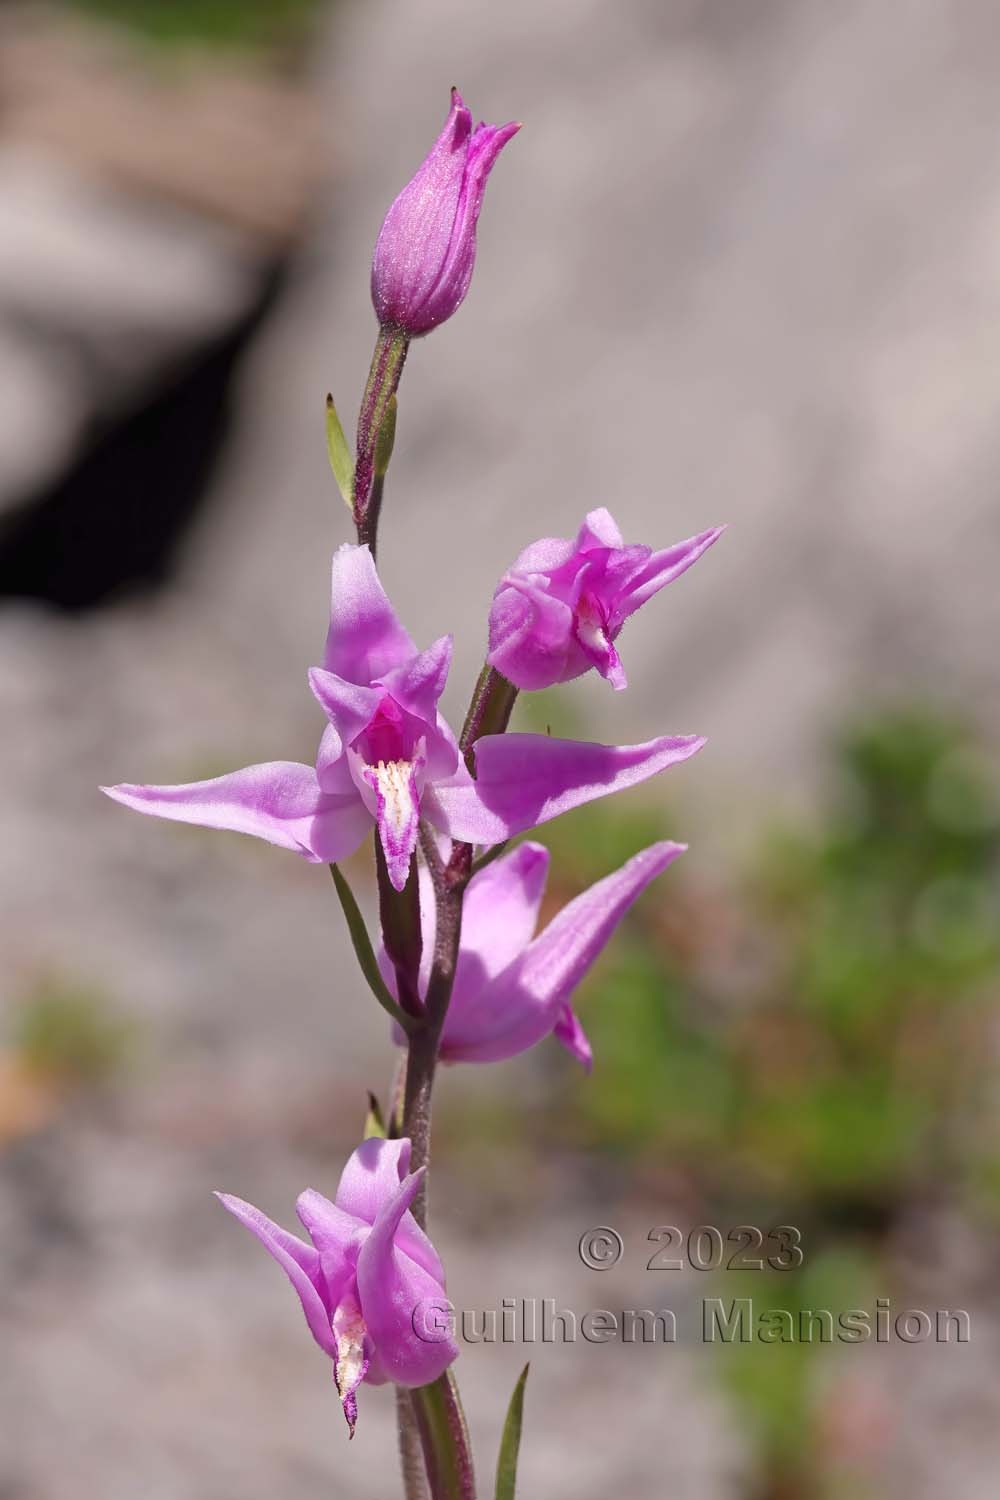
[215,1192,336,1358]
[101,761,371,864]
[334,1138,444,1284]
[295,1190,366,1253]
[439,841,685,1063]
[309,670,382,763]
[450,842,549,1006]
[355,1169,458,1389]
[576,507,625,550]
[315,722,363,796]
[376,635,453,724]
[424,709,464,783]
[323,544,416,685]
[507,533,578,575]
[487,578,576,691]
[308,798,376,864]
[617,526,725,619]
[334,1137,411,1222]
[553,1004,593,1071]
[375,639,461,783]
[427,733,705,846]
[603,645,627,689]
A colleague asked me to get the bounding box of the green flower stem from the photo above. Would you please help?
[376,841,424,1020]
[354,327,409,551]
[410,1374,477,1500]
[402,836,471,1193]
[459,666,519,771]
[396,1388,431,1500]
[387,1053,408,1139]
[390,668,517,1497]
[399,834,475,1499]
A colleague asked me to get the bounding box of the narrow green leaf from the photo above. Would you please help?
[494,1364,529,1500]
[373,393,398,479]
[325,393,354,509]
[363,1091,387,1139]
[329,864,417,1033]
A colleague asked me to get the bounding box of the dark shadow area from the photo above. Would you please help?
[0,259,288,612]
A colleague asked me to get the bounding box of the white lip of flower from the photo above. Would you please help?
[369,758,416,844]
[333,1301,368,1399]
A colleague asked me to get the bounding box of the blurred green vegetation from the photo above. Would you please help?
[11,976,134,1088]
[714,1248,884,1500]
[546,708,1000,1223]
[518,706,999,1499]
[60,0,325,52]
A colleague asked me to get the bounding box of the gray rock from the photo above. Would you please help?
[0,145,261,510]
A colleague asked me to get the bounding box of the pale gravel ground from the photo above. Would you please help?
[3,0,1000,1495]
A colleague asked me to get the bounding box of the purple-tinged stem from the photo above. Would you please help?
[376,840,424,1020]
[401,1022,439,1226]
[348,314,478,1500]
[411,1373,477,1500]
[399,835,474,1498]
[386,1054,408,1139]
[399,668,518,1204]
[354,326,409,550]
[391,668,518,1500]
[397,1388,430,1500]
[402,835,469,1212]
[459,665,518,770]
[392,667,516,1496]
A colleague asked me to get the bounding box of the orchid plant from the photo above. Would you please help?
[103,88,722,1498]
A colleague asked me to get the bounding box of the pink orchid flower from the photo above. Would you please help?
[488,508,723,691]
[103,545,703,889]
[217,1137,456,1435]
[381,840,684,1066]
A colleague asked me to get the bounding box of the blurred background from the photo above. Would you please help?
[1,1,998,1496]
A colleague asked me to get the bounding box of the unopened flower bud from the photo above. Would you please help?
[371,88,519,337]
